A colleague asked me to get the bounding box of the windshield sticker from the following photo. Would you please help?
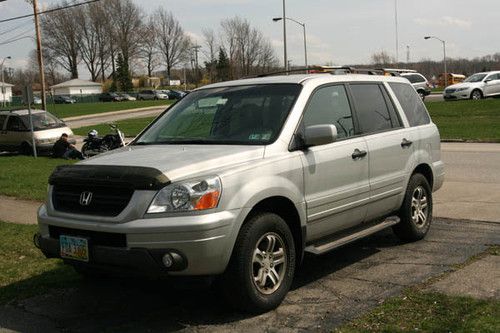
[216,98,228,105]
[248,134,261,140]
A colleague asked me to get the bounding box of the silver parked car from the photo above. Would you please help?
[36,74,444,312]
[0,109,74,155]
[137,90,169,100]
[400,72,432,100]
[444,71,500,101]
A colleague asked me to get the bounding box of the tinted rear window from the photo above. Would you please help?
[350,84,398,134]
[389,82,431,127]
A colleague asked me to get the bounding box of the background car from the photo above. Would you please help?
[137,90,169,100]
[161,90,186,100]
[444,71,500,101]
[400,72,432,100]
[53,95,76,104]
[0,109,74,155]
[99,92,124,102]
[119,93,137,101]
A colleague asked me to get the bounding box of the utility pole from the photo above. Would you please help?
[407,45,410,63]
[32,0,47,110]
[282,0,288,71]
[192,45,202,86]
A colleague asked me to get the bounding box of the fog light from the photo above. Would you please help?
[162,253,174,268]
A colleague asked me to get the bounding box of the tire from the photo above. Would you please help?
[81,143,91,157]
[418,90,425,101]
[471,89,483,100]
[221,212,296,313]
[19,142,33,156]
[393,173,433,242]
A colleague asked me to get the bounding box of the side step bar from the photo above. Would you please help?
[305,216,400,255]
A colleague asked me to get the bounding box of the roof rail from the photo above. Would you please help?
[253,66,326,78]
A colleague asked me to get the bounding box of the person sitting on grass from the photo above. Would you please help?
[52,133,84,160]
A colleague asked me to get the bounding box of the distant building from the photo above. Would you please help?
[0,81,14,103]
[50,79,102,96]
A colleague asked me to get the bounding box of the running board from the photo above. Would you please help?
[305,216,400,255]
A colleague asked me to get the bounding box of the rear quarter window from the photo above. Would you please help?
[389,82,431,127]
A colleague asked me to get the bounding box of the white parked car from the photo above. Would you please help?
[444,71,500,101]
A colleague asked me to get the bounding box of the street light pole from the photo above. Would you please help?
[425,36,448,88]
[273,17,308,70]
[282,0,288,71]
[1,56,11,108]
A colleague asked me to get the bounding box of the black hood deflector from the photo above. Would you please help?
[49,165,170,190]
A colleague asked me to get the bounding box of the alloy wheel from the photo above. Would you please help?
[411,186,429,227]
[251,232,287,295]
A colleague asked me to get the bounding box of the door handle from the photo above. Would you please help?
[401,138,413,148]
[352,149,367,160]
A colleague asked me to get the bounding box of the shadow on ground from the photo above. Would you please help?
[1,219,499,332]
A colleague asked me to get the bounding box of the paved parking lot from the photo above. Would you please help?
[1,218,498,333]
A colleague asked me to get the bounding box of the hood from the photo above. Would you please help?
[79,144,265,181]
[446,82,480,90]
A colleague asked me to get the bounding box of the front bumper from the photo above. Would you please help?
[37,205,248,276]
[443,90,470,100]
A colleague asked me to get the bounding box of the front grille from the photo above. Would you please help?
[445,89,456,94]
[52,185,134,217]
[49,226,127,247]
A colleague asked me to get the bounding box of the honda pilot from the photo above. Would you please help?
[36,74,444,313]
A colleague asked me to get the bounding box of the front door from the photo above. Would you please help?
[484,73,500,97]
[4,115,28,151]
[299,84,370,242]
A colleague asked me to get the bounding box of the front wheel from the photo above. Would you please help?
[393,173,433,242]
[471,90,483,100]
[418,90,425,101]
[221,212,296,313]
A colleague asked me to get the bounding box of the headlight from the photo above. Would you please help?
[147,176,221,214]
[456,87,469,92]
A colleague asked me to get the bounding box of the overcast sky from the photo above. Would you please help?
[0,0,498,79]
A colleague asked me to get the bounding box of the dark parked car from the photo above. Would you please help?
[53,96,76,104]
[99,92,124,102]
[161,90,186,100]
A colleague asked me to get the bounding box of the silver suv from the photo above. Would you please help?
[36,74,444,313]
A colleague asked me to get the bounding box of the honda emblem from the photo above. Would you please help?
[79,191,93,206]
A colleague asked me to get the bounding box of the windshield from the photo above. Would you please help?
[134,84,302,146]
[21,112,65,131]
[465,74,487,83]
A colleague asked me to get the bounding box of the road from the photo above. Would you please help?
[65,106,166,129]
[434,142,500,222]
[426,94,444,102]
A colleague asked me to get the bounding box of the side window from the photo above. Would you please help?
[389,82,431,127]
[415,74,426,83]
[303,85,355,140]
[349,84,394,134]
[6,116,26,131]
[405,75,417,83]
[0,115,7,129]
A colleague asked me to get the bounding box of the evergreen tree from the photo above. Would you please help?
[216,47,230,82]
[116,53,133,92]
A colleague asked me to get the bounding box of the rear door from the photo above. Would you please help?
[348,83,415,221]
[0,115,7,150]
[4,115,29,150]
[299,84,370,241]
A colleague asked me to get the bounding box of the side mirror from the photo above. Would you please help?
[484,79,492,83]
[303,124,338,148]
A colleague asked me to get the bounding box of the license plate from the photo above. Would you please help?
[60,235,89,262]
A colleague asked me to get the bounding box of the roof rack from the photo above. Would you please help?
[250,66,399,79]
[254,66,326,78]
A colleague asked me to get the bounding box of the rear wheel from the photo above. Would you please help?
[393,173,433,242]
[221,212,295,313]
[418,90,426,101]
[471,89,483,100]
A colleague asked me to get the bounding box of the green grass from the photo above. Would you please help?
[0,221,79,305]
[73,116,156,137]
[336,290,500,333]
[40,100,172,119]
[426,99,500,142]
[0,156,75,201]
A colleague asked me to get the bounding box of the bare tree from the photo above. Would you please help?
[220,17,277,78]
[75,6,99,81]
[371,51,395,66]
[202,28,218,82]
[155,8,191,80]
[107,0,144,67]
[40,0,80,78]
[139,16,161,77]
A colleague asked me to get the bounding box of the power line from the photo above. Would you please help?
[0,0,101,24]
[0,18,31,35]
[0,27,33,44]
[0,35,33,46]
